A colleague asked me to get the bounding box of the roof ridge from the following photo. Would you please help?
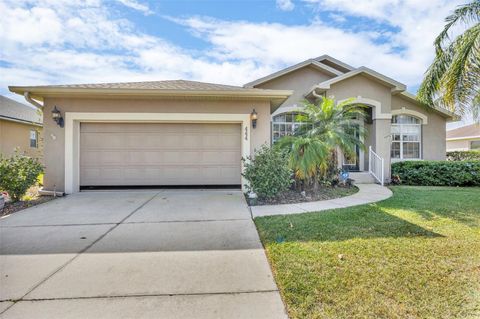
[42,79,246,89]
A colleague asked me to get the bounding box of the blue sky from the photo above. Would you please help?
[0,0,471,126]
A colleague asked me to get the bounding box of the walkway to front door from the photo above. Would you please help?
[0,190,287,318]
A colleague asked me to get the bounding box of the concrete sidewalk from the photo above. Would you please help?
[0,190,288,318]
[251,184,392,218]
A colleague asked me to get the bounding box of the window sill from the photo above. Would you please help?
[391,158,423,162]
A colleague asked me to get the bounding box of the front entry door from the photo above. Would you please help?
[342,126,360,171]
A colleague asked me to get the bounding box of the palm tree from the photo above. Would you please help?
[275,97,366,190]
[418,0,480,121]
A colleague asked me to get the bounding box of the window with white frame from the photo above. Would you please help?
[391,114,422,160]
[30,130,38,148]
[272,112,308,143]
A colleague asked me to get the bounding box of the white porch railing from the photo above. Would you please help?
[368,146,384,186]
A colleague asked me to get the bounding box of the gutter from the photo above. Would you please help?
[0,115,42,127]
[9,87,293,100]
[446,136,480,141]
[24,92,44,110]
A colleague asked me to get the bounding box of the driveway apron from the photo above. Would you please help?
[0,190,287,318]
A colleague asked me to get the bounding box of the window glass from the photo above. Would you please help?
[30,130,38,148]
[403,142,420,158]
[471,140,480,149]
[391,142,401,158]
[392,114,421,124]
[272,112,308,143]
[391,115,421,160]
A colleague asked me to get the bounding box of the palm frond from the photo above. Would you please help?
[435,0,480,51]
[419,1,480,119]
[275,97,367,183]
[442,23,480,110]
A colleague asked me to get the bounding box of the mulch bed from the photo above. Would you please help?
[0,186,56,217]
[250,185,358,206]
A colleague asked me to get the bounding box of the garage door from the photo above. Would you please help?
[80,123,241,186]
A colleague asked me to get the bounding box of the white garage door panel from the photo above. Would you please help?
[80,123,241,186]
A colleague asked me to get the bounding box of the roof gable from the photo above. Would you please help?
[244,59,343,88]
[314,55,354,73]
[313,67,406,94]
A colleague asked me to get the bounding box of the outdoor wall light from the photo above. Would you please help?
[51,106,64,128]
[251,108,258,129]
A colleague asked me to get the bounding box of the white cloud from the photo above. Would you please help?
[0,0,465,105]
[276,0,295,11]
[173,16,419,86]
[174,0,464,89]
[302,0,465,79]
[116,0,153,15]
[0,0,270,95]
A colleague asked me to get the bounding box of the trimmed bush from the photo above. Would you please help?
[392,160,480,186]
[447,150,480,161]
[0,153,44,202]
[242,145,293,199]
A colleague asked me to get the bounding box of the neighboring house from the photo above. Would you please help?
[446,124,480,151]
[9,55,454,194]
[0,95,43,160]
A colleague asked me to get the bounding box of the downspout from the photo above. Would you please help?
[24,92,44,110]
[23,92,64,196]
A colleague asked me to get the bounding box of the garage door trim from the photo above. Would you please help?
[65,112,251,193]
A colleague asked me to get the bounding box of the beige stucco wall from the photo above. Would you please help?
[254,66,335,114]
[326,74,392,113]
[447,138,480,151]
[327,75,393,178]
[254,69,449,182]
[42,97,271,192]
[391,95,447,160]
[0,119,43,160]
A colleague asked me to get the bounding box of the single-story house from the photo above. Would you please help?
[446,124,480,151]
[0,95,43,160]
[9,55,455,194]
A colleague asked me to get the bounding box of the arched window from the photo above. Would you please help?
[391,115,422,160]
[272,112,307,143]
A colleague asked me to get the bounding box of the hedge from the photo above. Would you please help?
[447,150,480,161]
[391,161,480,186]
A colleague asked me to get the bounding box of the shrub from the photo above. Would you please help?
[0,153,44,202]
[391,161,480,186]
[242,145,293,199]
[447,150,480,161]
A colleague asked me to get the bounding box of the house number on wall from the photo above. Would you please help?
[244,126,248,141]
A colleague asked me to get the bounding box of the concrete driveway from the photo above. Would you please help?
[0,190,287,318]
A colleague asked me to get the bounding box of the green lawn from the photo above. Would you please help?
[255,186,480,319]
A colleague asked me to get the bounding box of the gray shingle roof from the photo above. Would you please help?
[46,80,260,91]
[0,95,42,125]
[447,124,480,139]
